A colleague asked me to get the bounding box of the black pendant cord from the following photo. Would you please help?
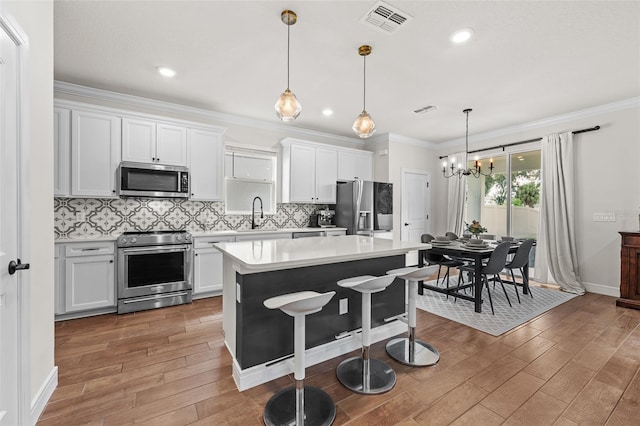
[464,109,470,166]
[440,125,601,160]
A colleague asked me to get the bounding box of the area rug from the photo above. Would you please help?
[416,278,578,336]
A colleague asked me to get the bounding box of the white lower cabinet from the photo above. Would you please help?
[193,236,235,296]
[55,241,116,317]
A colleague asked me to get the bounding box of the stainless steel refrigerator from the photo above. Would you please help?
[335,180,393,236]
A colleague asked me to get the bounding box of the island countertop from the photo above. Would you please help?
[214,235,430,273]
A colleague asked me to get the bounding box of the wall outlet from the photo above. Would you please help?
[593,212,616,222]
[339,298,348,315]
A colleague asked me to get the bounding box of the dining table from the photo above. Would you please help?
[418,239,529,313]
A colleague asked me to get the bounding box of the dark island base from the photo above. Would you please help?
[235,255,406,369]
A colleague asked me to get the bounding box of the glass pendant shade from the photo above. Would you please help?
[275,89,302,122]
[353,110,376,138]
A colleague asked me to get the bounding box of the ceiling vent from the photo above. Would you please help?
[413,105,438,114]
[360,1,413,34]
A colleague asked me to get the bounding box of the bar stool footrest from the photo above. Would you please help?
[336,357,396,395]
[264,386,336,426]
[385,337,440,367]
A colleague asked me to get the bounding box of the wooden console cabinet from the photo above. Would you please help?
[617,231,640,310]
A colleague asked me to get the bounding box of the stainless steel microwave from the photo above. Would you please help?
[118,162,189,198]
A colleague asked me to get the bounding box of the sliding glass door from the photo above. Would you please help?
[464,148,541,273]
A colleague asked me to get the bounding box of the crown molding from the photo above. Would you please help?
[54,81,366,147]
[441,97,640,149]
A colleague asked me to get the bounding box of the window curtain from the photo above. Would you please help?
[535,132,585,295]
[446,152,467,236]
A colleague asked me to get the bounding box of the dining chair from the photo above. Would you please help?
[445,232,458,240]
[456,241,513,314]
[503,239,535,301]
[421,234,464,293]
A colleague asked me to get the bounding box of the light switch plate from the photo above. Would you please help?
[593,212,616,222]
[339,298,348,315]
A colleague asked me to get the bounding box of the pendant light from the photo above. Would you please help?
[275,10,302,122]
[353,45,376,138]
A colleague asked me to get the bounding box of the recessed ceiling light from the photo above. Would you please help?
[450,28,473,44]
[157,66,176,78]
[322,108,334,117]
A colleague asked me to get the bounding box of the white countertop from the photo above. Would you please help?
[55,227,346,243]
[214,235,429,273]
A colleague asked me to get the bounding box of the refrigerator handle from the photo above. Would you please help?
[355,179,363,231]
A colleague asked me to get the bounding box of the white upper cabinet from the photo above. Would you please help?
[71,109,121,198]
[281,139,337,204]
[121,118,156,163]
[156,123,188,166]
[337,149,373,181]
[189,128,224,201]
[122,117,188,166]
[288,143,316,203]
[54,107,71,196]
[315,147,339,203]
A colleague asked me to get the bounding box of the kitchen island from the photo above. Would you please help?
[214,235,429,390]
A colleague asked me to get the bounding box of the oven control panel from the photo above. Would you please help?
[117,231,192,247]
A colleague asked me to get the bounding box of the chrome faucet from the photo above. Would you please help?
[251,196,263,229]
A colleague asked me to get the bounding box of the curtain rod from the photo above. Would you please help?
[438,125,600,160]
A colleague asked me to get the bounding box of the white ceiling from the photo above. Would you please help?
[54,0,640,144]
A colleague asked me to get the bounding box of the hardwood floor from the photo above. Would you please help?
[39,290,640,425]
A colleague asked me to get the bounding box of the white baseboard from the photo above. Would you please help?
[30,366,57,424]
[583,281,620,298]
[232,320,406,391]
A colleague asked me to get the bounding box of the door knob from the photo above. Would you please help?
[404,223,409,226]
[8,259,30,275]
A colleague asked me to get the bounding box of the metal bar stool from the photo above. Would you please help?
[263,291,336,426]
[386,265,440,367]
[336,275,397,395]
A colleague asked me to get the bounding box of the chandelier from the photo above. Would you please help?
[442,108,493,178]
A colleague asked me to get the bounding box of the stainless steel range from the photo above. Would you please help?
[117,230,193,314]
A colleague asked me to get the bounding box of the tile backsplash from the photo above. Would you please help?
[54,198,317,240]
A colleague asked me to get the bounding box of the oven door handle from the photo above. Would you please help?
[120,245,192,254]
[121,291,190,304]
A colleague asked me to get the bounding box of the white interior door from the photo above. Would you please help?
[0,17,27,426]
[401,169,431,242]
